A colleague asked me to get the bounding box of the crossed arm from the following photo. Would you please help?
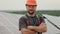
[21,28,36,34]
[20,22,47,34]
[27,22,47,33]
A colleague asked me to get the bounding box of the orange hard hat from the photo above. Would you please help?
[25,0,37,5]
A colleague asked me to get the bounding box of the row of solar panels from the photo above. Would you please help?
[0,12,60,34]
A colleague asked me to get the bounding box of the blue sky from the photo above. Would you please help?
[0,0,60,10]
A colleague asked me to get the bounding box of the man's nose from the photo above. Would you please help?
[29,7,34,9]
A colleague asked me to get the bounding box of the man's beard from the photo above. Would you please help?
[28,10,35,15]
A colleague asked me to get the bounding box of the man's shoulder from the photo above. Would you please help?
[19,15,27,20]
[36,15,45,21]
[37,15,45,23]
[36,15,43,19]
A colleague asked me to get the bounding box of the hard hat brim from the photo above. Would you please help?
[25,4,37,6]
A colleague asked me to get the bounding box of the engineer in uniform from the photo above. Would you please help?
[19,0,47,34]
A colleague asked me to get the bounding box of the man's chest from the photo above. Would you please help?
[25,17,41,26]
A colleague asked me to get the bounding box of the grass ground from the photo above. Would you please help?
[6,10,60,16]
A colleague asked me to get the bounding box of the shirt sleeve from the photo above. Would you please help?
[39,16,45,23]
[19,17,27,30]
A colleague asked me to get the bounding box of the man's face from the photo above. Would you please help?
[26,5,37,14]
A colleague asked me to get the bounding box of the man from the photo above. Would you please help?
[19,0,47,34]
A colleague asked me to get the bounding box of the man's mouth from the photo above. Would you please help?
[30,10,34,11]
